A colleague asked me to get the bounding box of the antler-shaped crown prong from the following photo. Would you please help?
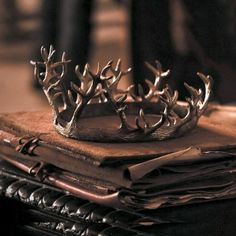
[31,46,212,142]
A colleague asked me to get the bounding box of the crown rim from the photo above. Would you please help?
[31,46,212,143]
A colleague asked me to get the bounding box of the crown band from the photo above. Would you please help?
[31,46,212,143]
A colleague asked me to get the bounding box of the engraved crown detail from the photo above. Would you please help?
[31,46,212,142]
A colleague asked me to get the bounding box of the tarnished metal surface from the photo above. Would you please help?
[31,46,212,142]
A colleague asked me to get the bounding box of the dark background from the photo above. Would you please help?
[0,0,235,113]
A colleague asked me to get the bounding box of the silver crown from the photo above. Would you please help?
[31,46,212,142]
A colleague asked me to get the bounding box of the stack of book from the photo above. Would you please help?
[0,105,236,236]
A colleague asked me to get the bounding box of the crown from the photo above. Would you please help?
[31,46,212,142]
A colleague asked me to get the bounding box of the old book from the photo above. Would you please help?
[0,105,236,210]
